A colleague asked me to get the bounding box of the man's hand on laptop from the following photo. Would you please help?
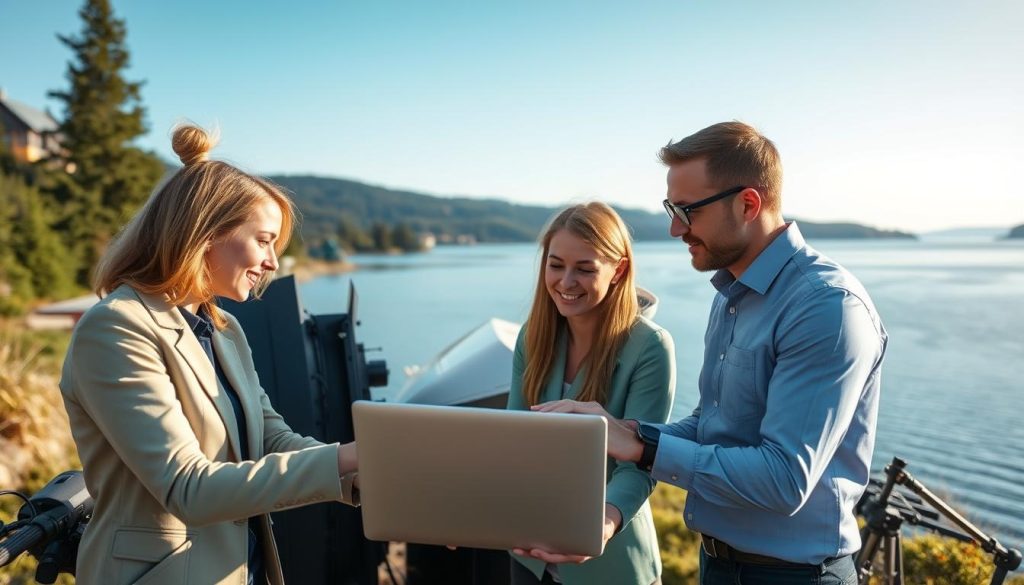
[512,504,621,563]
[531,400,644,464]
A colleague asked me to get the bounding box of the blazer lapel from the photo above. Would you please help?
[130,288,243,461]
[213,332,262,459]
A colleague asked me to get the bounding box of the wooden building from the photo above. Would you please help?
[0,88,63,164]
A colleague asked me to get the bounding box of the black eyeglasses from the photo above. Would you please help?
[662,185,746,226]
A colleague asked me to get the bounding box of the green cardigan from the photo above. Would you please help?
[507,316,675,585]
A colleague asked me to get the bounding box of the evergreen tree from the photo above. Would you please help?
[391,222,422,252]
[370,222,392,251]
[47,0,165,286]
[336,213,373,251]
[0,171,76,313]
[0,123,76,313]
[0,172,34,315]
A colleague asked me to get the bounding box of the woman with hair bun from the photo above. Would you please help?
[59,123,359,585]
[507,202,675,585]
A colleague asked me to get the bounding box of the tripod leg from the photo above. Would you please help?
[882,535,896,585]
[857,530,884,584]
[893,532,904,585]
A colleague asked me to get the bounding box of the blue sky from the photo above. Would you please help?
[2,0,1022,232]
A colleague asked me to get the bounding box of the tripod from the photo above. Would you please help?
[855,457,1022,585]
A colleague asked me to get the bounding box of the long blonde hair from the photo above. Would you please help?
[521,202,638,407]
[94,123,297,329]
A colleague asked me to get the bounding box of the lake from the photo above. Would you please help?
[299,235,1024,552]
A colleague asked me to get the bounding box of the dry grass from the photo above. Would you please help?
[0,321,78,492]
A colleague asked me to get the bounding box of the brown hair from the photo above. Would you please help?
[659,121,783,213]
[521,202,638,407]
[94,123,297,328]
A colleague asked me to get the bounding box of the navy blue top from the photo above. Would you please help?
[179,306,264,585]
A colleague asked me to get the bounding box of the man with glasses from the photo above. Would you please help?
[534,121,887,584]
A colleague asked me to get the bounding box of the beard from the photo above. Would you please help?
[687,237,746,271]
[684,213,747,272]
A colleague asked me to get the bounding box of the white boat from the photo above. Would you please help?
[393,288,660,407]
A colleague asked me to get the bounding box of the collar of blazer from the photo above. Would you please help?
[119,285,257,462]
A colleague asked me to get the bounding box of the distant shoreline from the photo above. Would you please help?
[288,258,356,283]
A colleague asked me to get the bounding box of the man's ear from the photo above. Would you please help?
[739,187,763,222]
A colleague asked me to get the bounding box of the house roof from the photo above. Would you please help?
[34,294,98,316]
[0,94,59,133]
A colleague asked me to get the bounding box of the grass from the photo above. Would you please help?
[0,319,77,584]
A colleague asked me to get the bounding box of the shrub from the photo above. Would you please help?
[651,482,700,585]
[650,483,1024,585]
[0,321,76,584]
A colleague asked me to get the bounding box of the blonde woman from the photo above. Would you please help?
[507,202,675,585]
[59,124,359,585]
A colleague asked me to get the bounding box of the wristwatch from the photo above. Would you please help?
[635,422,661,472]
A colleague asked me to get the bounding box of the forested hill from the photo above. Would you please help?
[270,174,916,244]
[1007,224,1024,239]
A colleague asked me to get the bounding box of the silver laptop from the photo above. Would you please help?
[352,401,607,556]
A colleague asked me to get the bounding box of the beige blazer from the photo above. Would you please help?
[59,285,344,585]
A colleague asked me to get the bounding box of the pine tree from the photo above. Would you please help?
[391,222,422,252]
[0,121,76,313]
[47,0,165,286]
[370,222,393,252]
[336,212,374,251]
[0,172,34,315]
[0,171,76,313]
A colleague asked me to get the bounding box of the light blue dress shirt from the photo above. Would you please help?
[651,222,888,565]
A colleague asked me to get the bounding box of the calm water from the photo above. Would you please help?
[300,237,1024,551]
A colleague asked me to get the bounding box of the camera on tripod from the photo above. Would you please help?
[855,456,1022,585]
[0,471,92,584]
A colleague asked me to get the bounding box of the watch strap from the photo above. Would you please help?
[636,423,659,472]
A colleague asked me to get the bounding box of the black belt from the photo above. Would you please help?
[700,534,815,568]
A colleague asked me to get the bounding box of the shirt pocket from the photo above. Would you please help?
[719,345,764,422]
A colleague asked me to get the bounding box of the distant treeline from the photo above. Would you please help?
[271,174,917,250]
[1008,224,1024,239]
[311,219,425,260]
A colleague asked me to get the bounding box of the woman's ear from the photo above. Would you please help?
[611,257,628,284]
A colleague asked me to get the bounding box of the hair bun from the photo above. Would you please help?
[171,123,218,166]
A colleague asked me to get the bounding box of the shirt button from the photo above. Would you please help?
[719,353,725,361]
[672,475,679,482]
[687,513,692,520]
[729,306,736,314]
[713,400,719,407]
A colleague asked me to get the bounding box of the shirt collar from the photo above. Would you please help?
[710,221,805,296]
[177,306,214,341]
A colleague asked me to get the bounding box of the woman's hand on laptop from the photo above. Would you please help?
[532,400,644,464]
[512,504,621,563]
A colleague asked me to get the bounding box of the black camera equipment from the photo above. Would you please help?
[0,470,93,584]
[221,275,389,585]
[855,456,1022,585]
